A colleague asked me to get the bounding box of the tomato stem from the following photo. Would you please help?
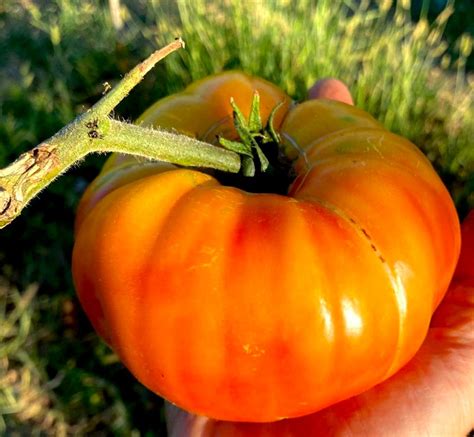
[97,119,241,170]
[0,39,241,229]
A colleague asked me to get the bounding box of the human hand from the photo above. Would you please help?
[165,80,474,437]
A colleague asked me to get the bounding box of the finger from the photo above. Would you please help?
[307,78,354,105]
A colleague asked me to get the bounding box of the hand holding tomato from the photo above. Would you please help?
[165,80,474,437]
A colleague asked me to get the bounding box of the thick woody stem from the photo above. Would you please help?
[0,39,240,229]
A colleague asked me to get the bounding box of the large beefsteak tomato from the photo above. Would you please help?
[72,72,460,422]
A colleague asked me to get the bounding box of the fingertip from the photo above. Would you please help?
[307,78,354,105]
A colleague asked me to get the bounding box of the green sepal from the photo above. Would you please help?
[265,101,284,144]
[248,92,262,132]
[230,98,250,137]
[219,137,253,156]
[255,145,270,172]
[242,156,255,177]
[230,97,248,129]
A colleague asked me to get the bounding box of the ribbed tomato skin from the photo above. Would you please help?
[72,72,460,421]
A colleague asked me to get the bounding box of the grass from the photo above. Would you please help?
[0,0,472,434]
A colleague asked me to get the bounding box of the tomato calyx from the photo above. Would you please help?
[216,93,295,194]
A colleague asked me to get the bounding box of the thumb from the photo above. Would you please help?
[307,78,354,105]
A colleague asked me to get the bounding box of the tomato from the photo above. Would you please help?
[72,72,461,422]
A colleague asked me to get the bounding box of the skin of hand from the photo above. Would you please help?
[165,79,474,437]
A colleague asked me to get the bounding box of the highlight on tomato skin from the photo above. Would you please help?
[72,72,461,422]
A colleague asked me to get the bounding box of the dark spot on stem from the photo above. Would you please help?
[0,188,12,215]
[86,119,103,139]
[85,119,99,129]
[28,146,54,171]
